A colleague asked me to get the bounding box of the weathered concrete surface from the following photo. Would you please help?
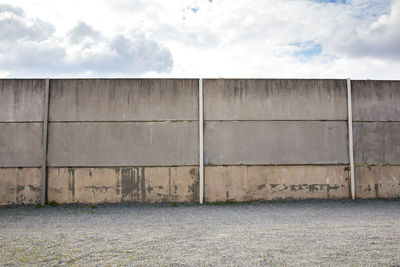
[49,79,198,121]
[0,79,44,122]
[353,122,400,164]
[204,79,347,120]
[352,80,400,122]
[205,165,349,202]
[48,167,199,203]
[0,168,41,205]
[0,123,43,167]
[355,166,400,198]
[205,121,348,165]
[47,122,198,166]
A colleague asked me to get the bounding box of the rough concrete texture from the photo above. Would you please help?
[355,166,400,198]
[2,200,399,266]
[47,122,198,167]
[205,165,349,202]
[204,79,347,120]
[0,79,44,122]
[48,167,199,203]
[205,121,348,165]
[0,123,43,167]
[352,80,400,121]
[0,168,41,205]
[353,122,400,164]
[49,79,198,121]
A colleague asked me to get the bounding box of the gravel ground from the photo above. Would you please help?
[0,199,399,266]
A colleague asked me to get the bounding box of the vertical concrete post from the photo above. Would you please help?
[347,78,355,199]
[41,79,50,205]
[199,78,204,204]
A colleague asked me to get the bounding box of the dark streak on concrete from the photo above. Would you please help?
[121,168,135,200]
[269,183,344,194]
[278,184,289,192]
[68,168,75,199]
[16,185,25,194]
[168,168,172,200]
[374,184,380,198]
[270,184,279,189]
[28,185,40,193]
[257,184,266,190]
[141,168,146,202]
[327,184,340,192]
[188,168,199,202]
[84,186,113,192]
[116,174,121,195]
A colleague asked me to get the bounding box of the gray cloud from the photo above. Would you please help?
[325,0,400,60]
[0,4,55,42]
[0,4,23,16]
[0,6,173,77]
[67,21,101,44]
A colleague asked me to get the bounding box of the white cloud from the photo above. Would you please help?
[0,0,399,79]
[0,5,173,77]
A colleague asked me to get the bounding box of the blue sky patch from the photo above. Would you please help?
[292,42,323,61]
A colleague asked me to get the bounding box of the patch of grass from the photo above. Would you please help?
[48,201,59,207]
[90,205,97,209]
[171,202,178,207]
[205,199,238,205]
[34,203,43,209]
[4,204,12,209]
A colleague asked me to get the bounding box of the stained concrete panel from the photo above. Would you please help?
[47,122,198,166]
[0,168,41,205]
[355,166,400,198]
[353,122,400,164]
[352,80,400,121]
[204,121,348,165]
[49,79,198,121]
[0,123,43,167]
[204,79,347,121]
[0,79,44,122]
[48,167,199,203]
[205,165,349,202]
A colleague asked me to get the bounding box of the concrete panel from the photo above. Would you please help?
[352,80,400,121]
[0,123,43,167]
[354,122,400,164]
[355,166,400,198]
[49,79,198,121]
[0,79,44,122]
[47,122,198,166]
[205,121,348,165]
[204,79,347,120]
[0,168,41,205]
[48,167,199,203]
[205,165,349,202]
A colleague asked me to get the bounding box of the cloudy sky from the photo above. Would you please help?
[0,0,399,79]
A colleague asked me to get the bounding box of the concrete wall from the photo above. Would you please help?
[0,79,44,204]
[49,79,198,121]
[1,79,199,205]
[0,78,399,205]
[203,79,351,201]
[352,80,400,198]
